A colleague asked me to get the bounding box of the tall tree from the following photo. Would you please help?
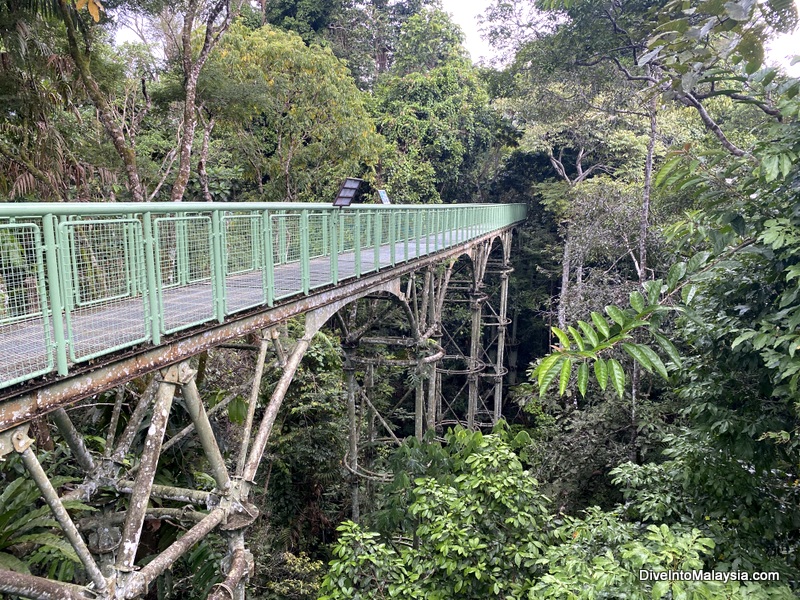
[373,8,511,203]
[200,23,384,201]
[168,0,238,202]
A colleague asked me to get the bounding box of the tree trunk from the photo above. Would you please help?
[197,115,216,202]
[557,234,571,330]
[58,0,145,202]
[639,87,658,282]
[170,0,233,202]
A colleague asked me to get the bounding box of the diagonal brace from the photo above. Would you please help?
[181,370,232,492]
[117,364,180,570]
[11,427,106,592]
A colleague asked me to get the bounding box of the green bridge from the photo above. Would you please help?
[0,201,526,600]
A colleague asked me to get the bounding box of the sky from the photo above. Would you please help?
[441,0,800,74]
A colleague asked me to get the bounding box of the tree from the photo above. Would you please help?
[319,429,795,598]
[527,0,800,577]
[201,23,383,201]
[372,9,511,203]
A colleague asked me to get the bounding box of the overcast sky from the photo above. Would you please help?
[441,0,800,74]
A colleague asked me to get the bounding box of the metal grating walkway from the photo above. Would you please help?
[0,203,526,394]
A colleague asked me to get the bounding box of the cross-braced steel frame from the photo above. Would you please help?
[0,226,518,600]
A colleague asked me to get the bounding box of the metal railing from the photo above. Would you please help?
[0,202,526,389]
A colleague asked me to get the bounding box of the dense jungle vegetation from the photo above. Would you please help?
[2,0,800,596]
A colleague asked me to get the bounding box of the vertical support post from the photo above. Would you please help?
[209,533,251,600]
[182,371,232,492]
[468,290,482,430]
[330,211,339,284]
[143,213,161,345]
[354,211,362,278]
[118,364,179,570]
[11,427,106,592]
[43,214,68,375]
[300,210,310,295]
[344,358,359,521]
[212,210,226,321]
[389,211,396,266]
[263,211,275,307]
[493,263,511,423]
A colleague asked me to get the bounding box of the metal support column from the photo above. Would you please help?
[493,265,511,423]
[344,354,359,521]
[118,364,180,571]
[467,290,483,430]
[181,368,232,492]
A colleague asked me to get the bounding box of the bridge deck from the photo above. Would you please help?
[0,202,526,398]
[0,231,443,385]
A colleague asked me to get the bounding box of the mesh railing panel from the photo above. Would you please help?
[156,216,215,333]
[338,212,358,279]
[308,213,332,288]
[0,203,526,388]
[224,214,265,315]
[272,213,302,299]
[60,219,148,362]
[0,223,52,386]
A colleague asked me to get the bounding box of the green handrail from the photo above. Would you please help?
[0,202,527,389]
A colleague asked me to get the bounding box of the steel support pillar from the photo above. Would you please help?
[467,290,484,430]
[493,265,511,423]
[181,373,232,492]
[344,354,359,521]
[118,364,180,571]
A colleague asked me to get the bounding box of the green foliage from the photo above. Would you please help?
[258,329,348,554]
[391,9,469,75]
[373,21,509,203]
[200,23,384,202]
[0,454,94,581]
[248,551,324,599]
[320,432,795,598]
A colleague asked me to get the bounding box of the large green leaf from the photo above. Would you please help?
[558,358,572,396]
[551,327,571,350]
[622,343,653,374]
[594,358,608,391]
[577,362,589,397]
[591,312,610,338]
[578,321,599,347]
[653,333,682,367]
[0,551,30,574]
[608,359,625,398]
[637,344,669,380]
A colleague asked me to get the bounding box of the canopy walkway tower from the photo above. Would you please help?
[0,201,526,600]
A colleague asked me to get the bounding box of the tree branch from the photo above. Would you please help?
[676,90,747,157]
